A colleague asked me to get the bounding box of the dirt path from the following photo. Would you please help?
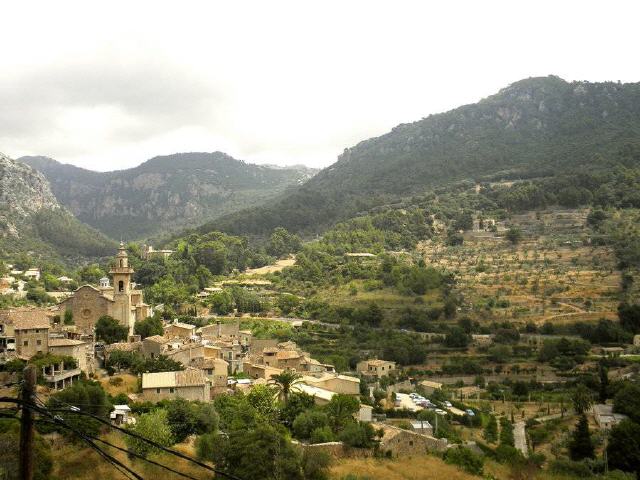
[514,421,527,456]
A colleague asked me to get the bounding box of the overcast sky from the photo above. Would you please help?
[1,1,639,171]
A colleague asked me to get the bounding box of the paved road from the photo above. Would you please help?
[514,421,527,456]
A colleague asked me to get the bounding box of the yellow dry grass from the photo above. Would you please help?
[245,256,297,275]
[50,431,210,480]
[330,456,477,480]
[99,373,139,396]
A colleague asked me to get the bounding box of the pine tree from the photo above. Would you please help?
[569,414,594,461]
[483,415,498,443]
[598,360,609,403]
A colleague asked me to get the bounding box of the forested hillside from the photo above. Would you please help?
[207,76,640,237]
[21,152,316,240]
[0,153,116,261]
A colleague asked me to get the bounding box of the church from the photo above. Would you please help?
[57,243,150,334]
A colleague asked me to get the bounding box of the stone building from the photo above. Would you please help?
[141,368,210,402]
[49,338,93,373]
[374,424,447,457]
[0,308,52,356]
[57,243,149,334]
[356,359,396,378]
[14,316,50,359]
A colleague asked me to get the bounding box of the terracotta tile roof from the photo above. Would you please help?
[276,350,303,360]
[0,308,51,327]
[49,338,86,347]
[13,316,50,330]
[144,335,169,344]
[176,368,209,387]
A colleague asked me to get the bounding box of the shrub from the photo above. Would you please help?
[444,446,484,475]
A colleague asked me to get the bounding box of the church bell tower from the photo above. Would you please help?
[109,242,135,333]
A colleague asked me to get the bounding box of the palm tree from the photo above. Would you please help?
[269,371,302,404]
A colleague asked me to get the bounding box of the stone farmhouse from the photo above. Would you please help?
[56,243,150,334]
[356,359,396,378]
[141,368,210,402]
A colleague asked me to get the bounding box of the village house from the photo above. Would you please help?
[142,244,174,260]
[592,404,628,430]
[243,361,284,380]
[49,338,93,373]
[13,316,51,359]
[410,420,434,436]
[303,373,360,396]
[56,244,150,334]
[419,380,444,395]
[356,359,396,378]
[141,368,211,402]
[0,308,51,356]
[164,320,196,340]
[141,335,172,358]
[192,357,229,397]
[41,360,82,391]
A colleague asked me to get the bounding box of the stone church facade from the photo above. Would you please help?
[58,243,150,334]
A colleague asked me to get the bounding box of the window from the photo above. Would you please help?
[23,341,29,346]
[409,441,414,446]
[37,340,41,346]
[119,280,124,292]
[156,388,160,394]
[120,259,123,267]
[169,388,175,393]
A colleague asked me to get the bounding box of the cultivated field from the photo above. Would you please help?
[420,208,621,326]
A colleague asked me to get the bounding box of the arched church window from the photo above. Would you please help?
[119,280,124,292]
[120,259,123,268]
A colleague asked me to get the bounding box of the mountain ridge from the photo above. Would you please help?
[20,152,318,240]
[203,75,640,237]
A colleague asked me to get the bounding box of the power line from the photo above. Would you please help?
[4,394,243,480]
[35,396,242,480]
[26,401,144,480]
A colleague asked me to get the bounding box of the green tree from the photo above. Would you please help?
[613,383,640,423]
[444,446,484,475]
[599,360,609,403]
[571,384,594,415]
[165,398,199,443]
[95,315,128,344]
[47,381,112,438]
[293,410,331,440]
[125,409,174,457]
[204,424,304,480]
[444,327,470,348]
[0,419,53,480]
[246,385,279,424]
[324,394,360,431]
[267,227,302,258]
[506,227,522,244]
[63,309,74,325]
[569,414,594,461]
[134,315,164,339]
[208,291,234,315]
[338,422,376,448]
[618,303,640,333]
[607,419,640,476]
[484,415,498,443]
[269,371,302,404]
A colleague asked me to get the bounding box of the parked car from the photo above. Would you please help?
[435,409,447,415]
[465,409,475,416]
[444,401,452,408]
